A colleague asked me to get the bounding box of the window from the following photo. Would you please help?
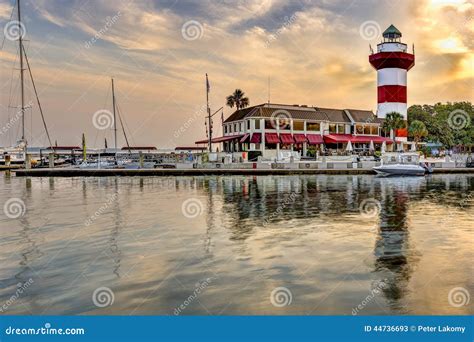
[293,121,304,131]
[370,126,378,135]
[224,125,228,134]
[247,120,250,129]
[234,124,237,132]
[329,123,337,133]
[307,122,320,131]
[229,125,232,133]
[356,125,363,134]
[279,119,291,130]
[337,124,345,134]
[255,120,261,129]
[364,126,371,135]
[265,120,275,129]
[240,123,243,132]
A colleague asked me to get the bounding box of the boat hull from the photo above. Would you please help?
[373,164,426,176]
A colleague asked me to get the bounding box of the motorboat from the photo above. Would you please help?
[373,163,428,176]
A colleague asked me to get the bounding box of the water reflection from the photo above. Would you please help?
[0,174,472,315]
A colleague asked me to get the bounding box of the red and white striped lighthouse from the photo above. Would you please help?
[369,25,414,141]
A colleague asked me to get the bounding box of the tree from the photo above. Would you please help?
[382,112,406,140]
[407,102,473,148]
[226,89,249,110]
[408,120,428,145]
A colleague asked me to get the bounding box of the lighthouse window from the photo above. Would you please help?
[254,120,261,129]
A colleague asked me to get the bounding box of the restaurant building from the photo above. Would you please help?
[196,103,393,160]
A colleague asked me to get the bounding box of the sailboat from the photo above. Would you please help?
[78,78,148,169]
[0,0,53,166]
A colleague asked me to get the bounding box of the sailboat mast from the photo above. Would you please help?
[111,78,117,150]
[18,0,25,141]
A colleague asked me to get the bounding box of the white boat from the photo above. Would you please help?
[373,163,427,176]
[0,140,26,165]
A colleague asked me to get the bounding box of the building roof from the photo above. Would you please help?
[223,103,377,124]
[383,24,401,37]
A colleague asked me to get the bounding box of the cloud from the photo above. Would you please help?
[0,0,472,147]
[0,2,12,20]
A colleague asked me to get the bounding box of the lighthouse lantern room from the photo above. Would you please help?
[369,24,415,142]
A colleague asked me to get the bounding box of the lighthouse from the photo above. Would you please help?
[369,25,414,142]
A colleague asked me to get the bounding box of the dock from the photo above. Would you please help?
[12,167,474,177]
[0,165,22,170]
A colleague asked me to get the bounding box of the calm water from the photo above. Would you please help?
[0,173,472,315]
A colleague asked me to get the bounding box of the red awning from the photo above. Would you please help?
[324,134,393,144]
[240,134,250,143]
[350,135,393,144]
[195,135,243,144]
[280,134,294,144]
[250,133,261,144]
[323,134,353,143]
[293,134,307,143]
[307,134,324,144]
[265,133,280,144]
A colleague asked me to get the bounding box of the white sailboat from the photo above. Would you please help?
[1,0,53,166]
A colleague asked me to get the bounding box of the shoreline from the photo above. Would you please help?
[10,167,474,177]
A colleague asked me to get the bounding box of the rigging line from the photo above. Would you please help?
[22,44,53,149]
[0,0,15,51]
[7,44,19,110]
[116,101,135,146]
[115,103,131,153]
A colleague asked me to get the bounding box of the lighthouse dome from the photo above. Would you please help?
[383,24,402,40]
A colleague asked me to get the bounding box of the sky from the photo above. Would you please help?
[0,0,472,148]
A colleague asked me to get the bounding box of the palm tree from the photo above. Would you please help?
[382,112,406,140]
[408,120,428,146]
[226,89,249,110]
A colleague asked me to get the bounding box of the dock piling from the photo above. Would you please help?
[49,153,55,168]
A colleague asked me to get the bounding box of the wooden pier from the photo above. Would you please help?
[12,167,474,177]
